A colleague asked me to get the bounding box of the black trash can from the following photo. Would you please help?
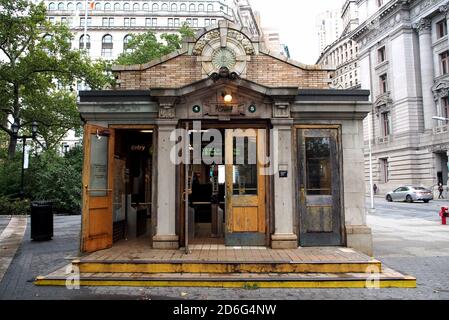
[31,201,54,241]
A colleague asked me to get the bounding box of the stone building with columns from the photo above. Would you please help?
[352,0,449,195]
[77,21,373,256]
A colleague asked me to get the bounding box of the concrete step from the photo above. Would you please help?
[35,265,416,289]
[72,258,383,274]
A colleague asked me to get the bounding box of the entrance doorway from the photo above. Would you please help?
[113,129,154,244]
[297,127,343,247]
[180,123,267,247]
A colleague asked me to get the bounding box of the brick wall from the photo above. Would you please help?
[116,53,330,89]
[118,55,202,90]
[246,54,330,89]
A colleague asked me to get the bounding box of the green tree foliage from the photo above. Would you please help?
[0,146,84,215]
[0,0,112,158]
[116,24,195,65]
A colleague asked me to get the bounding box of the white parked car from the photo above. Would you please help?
[386,186,433,203]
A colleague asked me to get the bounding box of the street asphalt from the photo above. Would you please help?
[0,198,448,300]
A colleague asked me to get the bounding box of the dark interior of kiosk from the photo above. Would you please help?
[188,130,226,243]
[113,129,153,243]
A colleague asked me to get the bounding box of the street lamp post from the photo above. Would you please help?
[368,113,375,214]
[11,121,38,200]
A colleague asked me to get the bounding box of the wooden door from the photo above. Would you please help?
[81,124,115,253]
[225,129,266,246]
[297,128,342,246]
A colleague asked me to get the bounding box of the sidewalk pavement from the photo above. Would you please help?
[0,216,27,284]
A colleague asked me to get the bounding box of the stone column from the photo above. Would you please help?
[416,18,436,130]
[153,120,179,249]
[271,118,298,249]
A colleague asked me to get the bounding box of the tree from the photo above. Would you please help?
[116,24,195,65]
[0,0,112,158]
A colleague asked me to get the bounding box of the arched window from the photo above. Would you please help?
[161,3,168,11]
[114,2,120,10]
[95,2,101,10]
[189,4,195,11]
[133,3,139,11]
[104,2,111,10]
[123,2,130,10]
[49,2,56,10]
[67,2,74,11]
[79,34,91,50]
[102,34,113,57]
[207,4,213,12]
[123,35,133,52]
[76,2,82,10]
[198,4,204,11]
[142,3,149,11]
[57,2,64,10]
[171,3,177,11]
[180,3,186,11]
[152,3,159,11]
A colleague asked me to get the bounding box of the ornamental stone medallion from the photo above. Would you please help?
[192,24,256,78]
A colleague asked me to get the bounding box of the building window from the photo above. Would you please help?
[379,74,388,94]
[174,18,180,27]
[198,4,204,11]
[377,0,384,7]
[440,51,449,75]
[381,111,391,137]
[104,2,111,10]
[189,3,195,11]
[378,46,386,63]
[67,2,74,11]
[58,2,64,10]
[152,3,159,11]
[142,3,149,11]
[102,17,114,27]
[171,3,177,11]
[76,2,82,10]
[380,158,389,183]
[95,2,101,10]
[145,18,151,26]
[101,34,113,57]
[192,18,198,27]
[180,3,186,11]
[437,19,448,39]
[162,3,168,11]
[49,2,56,10]
[205,19,210,26]
[114,2,120,10]
[442,97,449,123]
[124,18,135,26]
[123,35,132,53]
[80,17,92,26]
[79,34,90,50]
[168,18,173,27]
[207,4,213,12]
[133,3,139,11]
[123,2,130,11]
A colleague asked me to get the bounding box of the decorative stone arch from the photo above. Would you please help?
[374,92,393,117]
[432,78,449,101]
[191,22,257,78]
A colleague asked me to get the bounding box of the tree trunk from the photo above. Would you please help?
[8,133,17,159]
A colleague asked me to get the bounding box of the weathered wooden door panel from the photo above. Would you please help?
[225,129,266,246]
[298,128,342,247]
[81,124,115,253]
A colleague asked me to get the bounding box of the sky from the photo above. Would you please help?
[250,0,344,64]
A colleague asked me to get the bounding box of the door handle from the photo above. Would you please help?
[300,187,306,201]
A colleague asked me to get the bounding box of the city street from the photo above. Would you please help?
[0,197,448,300]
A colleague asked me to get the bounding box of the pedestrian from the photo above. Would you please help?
[373,184,378,195]
[438,182,444,199]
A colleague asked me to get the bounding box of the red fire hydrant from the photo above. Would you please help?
[440,207,449,225]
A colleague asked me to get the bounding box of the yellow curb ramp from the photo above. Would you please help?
[74,260,383,274]
[34,275,417,289]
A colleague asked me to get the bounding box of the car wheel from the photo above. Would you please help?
[423,200,430,203]
[406,195,413,203]
[386,195,393,202]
